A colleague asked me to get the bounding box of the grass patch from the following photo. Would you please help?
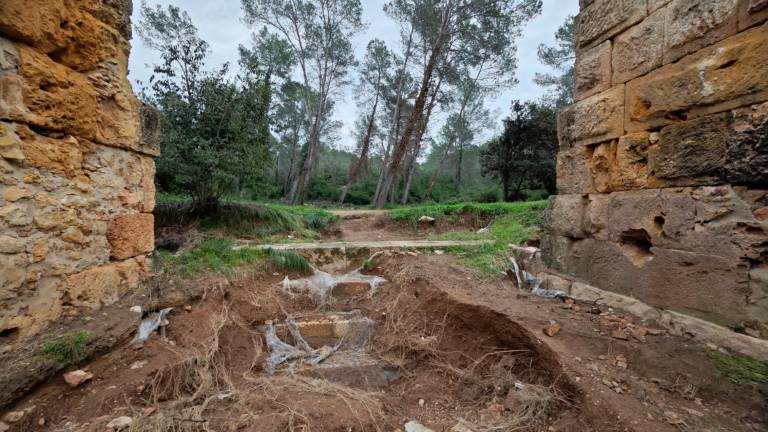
[709,351,768,384]
[389,201,547,226]
[154,196,337,240]
[42,331,88,364]
[265,249,311,273]
[155,237,265,277]
[433,202,547,276]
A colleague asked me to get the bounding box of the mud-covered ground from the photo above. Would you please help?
[1,214,766,431]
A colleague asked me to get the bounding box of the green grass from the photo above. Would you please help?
[265,248,311,273]
[42,331,89,364]
[424,201,548,276]
[154,195,337,240]
[155,238,265,276]
[709,351,768,384]
[389,201,548,226]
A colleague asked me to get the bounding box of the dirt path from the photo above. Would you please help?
[236,239,494,250]
[3,213,765,431]
[327,209,427,241]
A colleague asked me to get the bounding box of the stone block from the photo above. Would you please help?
[0,235,24,254]
[556,146,594,194]
[577,0,647,48]
[17,125,84,178]
[587,140,617,193]
[64,258,144,309]
[559,85,625,148]
[574,40,612,101]
[726,101,768,185]
[739,0,768,30]
[107,213,154,260]
[0,0,127,72]
[0,254,25,296]
[626,24,768,132]
[139,103,161,157]
[546,194,588,239]
[140,156,156,212]
[664,0,739,64]
[549,235,750,326]
[654,113,728,180]
[613,132,651,190]
[0,73,26,121]
[612,9,664,84]
[0,122,23,161]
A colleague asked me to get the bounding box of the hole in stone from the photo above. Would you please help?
[654,216,665,227]
[619,229,654,267]
[664,110,688,122]
[60,20,69,29]
[0,327,20,342]
[716,59,737,70]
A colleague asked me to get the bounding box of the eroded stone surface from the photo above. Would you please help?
[612,9,664,83]
[578,0,647,48]
[0,1,158,337]
[664,0,739,64]
[558,85,625,147]
[575,40,612,100]
[626,24,768,132]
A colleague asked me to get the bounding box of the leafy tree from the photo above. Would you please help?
[480,101,557,201]
[137,2,272,209]
[534,15,575,108]
[373,0,542,208]
[242,0,364,204]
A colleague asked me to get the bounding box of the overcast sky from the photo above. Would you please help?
[128,0,579,151]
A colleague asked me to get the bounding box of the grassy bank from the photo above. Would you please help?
[396,201,548,275]
[154,195,337,240]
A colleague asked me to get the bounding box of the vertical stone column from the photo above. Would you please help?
[543,0,768,336]
[0,1,158,338]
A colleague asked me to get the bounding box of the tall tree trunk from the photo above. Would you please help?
[400,76,442,204]
[455,142,464,193]
[339,96,379,204]
[374,28,448,209]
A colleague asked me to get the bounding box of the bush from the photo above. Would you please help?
[43,331,89,364]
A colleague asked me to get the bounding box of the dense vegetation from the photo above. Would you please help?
[135,1,575,210]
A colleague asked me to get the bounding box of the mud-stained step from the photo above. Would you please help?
[269,311,374,348]
[235,239,494,251]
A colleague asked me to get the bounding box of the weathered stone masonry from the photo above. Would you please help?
[0,1,158,338]
[544,0,768,336]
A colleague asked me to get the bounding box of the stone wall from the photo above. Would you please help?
[0,1,158,338]
[544,0,768,336]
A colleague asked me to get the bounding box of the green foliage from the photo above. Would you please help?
[417,201,547,276]
[42,331,89,364]
[481,101,558,200]
[265,249,311,273]
[709,351,768,384]
[535,15,576,108]
[138,2,272,206]
[155,238,264,276]
[389,201,547,226]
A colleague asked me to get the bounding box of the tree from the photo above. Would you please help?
[534,15,575,108]
[138,2,272,208]
[480,101,557,201]
[339,39,393,203]
[373,0,542,208]
[242,0,364,204]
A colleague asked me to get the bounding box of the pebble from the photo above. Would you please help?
[418,398,425,407]
[405,420,435,432]
[2,411,23,423]
[130,360,148,370]
[107,416,133,431]
[129,306,142,314]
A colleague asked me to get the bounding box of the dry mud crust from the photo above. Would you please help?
[2,260,584,432]
[379,253,768,432]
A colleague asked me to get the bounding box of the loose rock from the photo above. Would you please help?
[405,420,435,432]
[2,411,23,423]
[0,421,8,432]
[63,370,93,388]
[610,329,628,340]
[543,322,562,337]
[107,416,133,431]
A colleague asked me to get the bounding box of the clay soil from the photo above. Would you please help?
[2,216,766,432]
